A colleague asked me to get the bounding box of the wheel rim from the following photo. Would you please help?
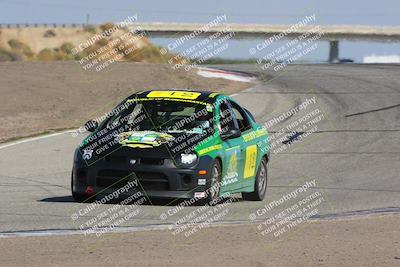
[210,165,220,199]
[258,161,267,194]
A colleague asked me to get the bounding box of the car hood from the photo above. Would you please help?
[78,130,210,164]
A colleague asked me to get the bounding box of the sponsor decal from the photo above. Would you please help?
[128,97,208,106]
[194,192,206,198]
[198,178,206,185]
[243,128,267,142]
[82,149,93,160]
[244,145,258,178]
[224,146,239,184]
[118,131,174,148]
[146,91,201,100]
[198,144,223,155]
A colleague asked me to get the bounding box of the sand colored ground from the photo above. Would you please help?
[0,214,399,266]
[0,62,251,143]
[0,27,149,53]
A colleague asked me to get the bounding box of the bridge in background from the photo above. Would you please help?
[128,23,400,62]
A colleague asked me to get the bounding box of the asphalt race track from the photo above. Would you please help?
[0,64,399,234]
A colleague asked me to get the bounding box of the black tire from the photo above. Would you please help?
[205,159,222,205]
[71,173,93,203]
[72,190,89,203]
[242,157,268,201]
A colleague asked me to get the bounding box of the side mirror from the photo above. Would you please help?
[84,120,98,132]
[221,128,241,140]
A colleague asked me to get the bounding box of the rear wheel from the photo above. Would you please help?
[242,157,267,201]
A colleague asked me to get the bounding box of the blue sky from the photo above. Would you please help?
[0,0,398,25]
[0,0,399,61]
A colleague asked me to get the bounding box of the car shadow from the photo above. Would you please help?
[39,196,76,203]
[38,195,245,206]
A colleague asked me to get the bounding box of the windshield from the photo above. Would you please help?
[103,99,214,134]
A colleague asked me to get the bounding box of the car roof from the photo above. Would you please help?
[129,90,224,104]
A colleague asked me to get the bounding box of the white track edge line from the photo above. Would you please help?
[0,91,243,150]
[0,129,76,150]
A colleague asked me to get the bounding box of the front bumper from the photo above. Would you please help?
[72,155,213,199]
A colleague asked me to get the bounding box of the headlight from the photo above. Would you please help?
[176,153,198,167]
[181,153,197,164]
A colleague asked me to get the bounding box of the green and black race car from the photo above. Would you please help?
[72,90,270,203]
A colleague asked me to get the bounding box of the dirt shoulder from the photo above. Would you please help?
[0,62,252,143]
[1,214,399,266]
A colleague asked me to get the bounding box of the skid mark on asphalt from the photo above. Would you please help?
[345,103,400,117]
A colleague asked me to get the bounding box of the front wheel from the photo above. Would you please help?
[242,157,268,201]
[205,159,222,205]
[72,190,88,203]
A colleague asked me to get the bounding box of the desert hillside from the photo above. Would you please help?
[0,24,179,63]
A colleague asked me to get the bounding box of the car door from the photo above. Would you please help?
[228,100,259,189]
[218,100,245,192]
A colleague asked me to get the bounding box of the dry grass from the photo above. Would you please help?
[0,25,184,64]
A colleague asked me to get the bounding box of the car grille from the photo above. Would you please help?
[104,156,165,165]
[96,170,134,188]
[140,158,164,165]
[135,171,169,191]
[104,155,127,164]
[96,170,169,190]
